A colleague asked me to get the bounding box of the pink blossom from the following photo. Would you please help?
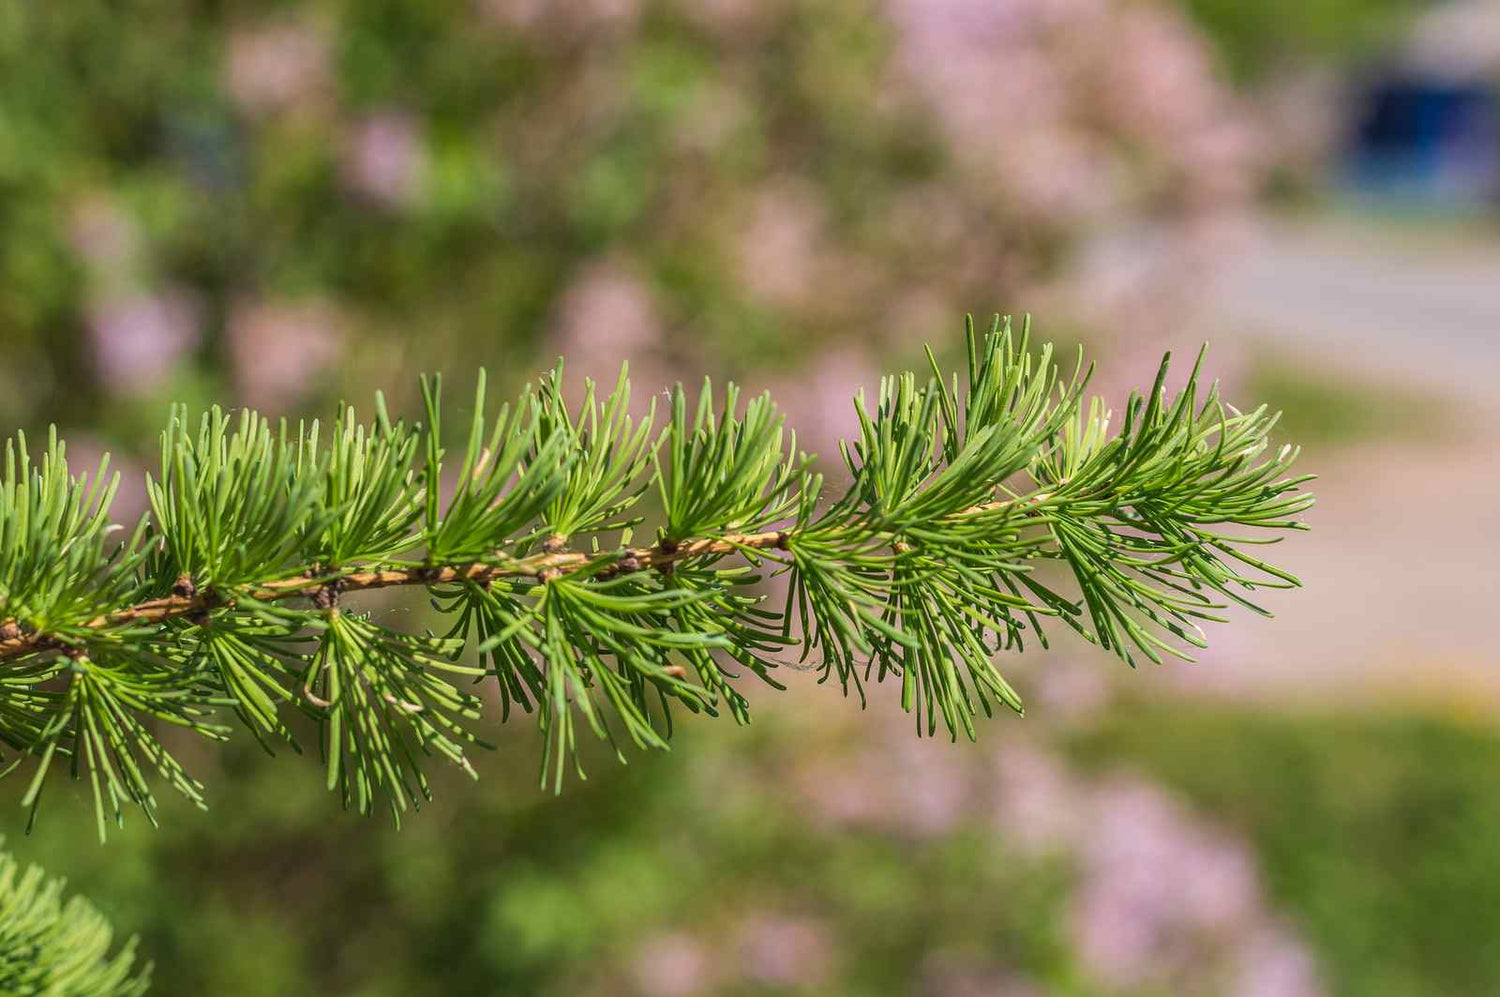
[783,716,1325,992]
[226,299,344,410]
[224,20,331,116]
[341,111,427,209]
[553,261,661,356]
[757,345,878,461]
[549,260,666,406]
[734,913,834,987]
[883,0,1259,331]
[1072,776,1262,988]
[1231,923,1324,997]
[67,194,139,270]
[478,0,639,36]
[790,710,973,839]
[87,289,201,395]
[989,740,1083,855]
[630,931,712,997]
[793,755,884,828]
[736,182,826,308]
[56,436,149,529]
[1031,656,1112,725]
[680,0,777,37]
[886,737,968,837]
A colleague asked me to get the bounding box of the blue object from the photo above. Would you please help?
[1347,76,1500,204]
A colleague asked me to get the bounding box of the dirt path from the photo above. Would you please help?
[1147,217,1500,707]
[1208,216,1500,392]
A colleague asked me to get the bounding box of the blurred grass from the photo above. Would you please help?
[1071,704,1500,997]
[4,694,1497,994]
[1,715,1084,996]
[1179,0,1426,82]
[1246,350,1454,447]
[2,1,1496,993]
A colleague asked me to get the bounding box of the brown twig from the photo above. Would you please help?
[0,491,1053,664]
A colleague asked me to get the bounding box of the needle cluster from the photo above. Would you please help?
[0,844,148,994]
[0,317,1312,837]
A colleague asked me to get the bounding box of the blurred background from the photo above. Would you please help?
[2,0,1498,994]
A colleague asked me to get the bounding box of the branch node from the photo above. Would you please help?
[172,573,196,599]
[541,533,568,554]
[655,537,679,576]
[311,577,346,611]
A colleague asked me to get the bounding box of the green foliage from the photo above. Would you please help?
[302,399,426,566]
[419,369,570,563]
[1072,705,1500,997]
[17,648,221,840]
[1177,0,1428,82]
[1247,351,1454,447]
[0,0,1253,440]
[0,431,146,637]
[656,379,800,542]
[1,722,1084,996]
[308,612,485,823]
[148,407,324,590]
[538,364,658,544]
[0,317,1312,842]
[0,844,148,995]
[16,703,1500,996]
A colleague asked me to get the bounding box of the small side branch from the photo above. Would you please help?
[0,494,1051,663]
